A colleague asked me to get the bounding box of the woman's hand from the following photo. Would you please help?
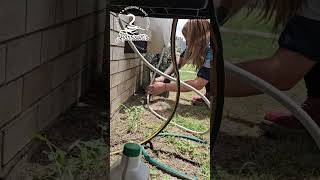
[146,82,166,95]
[154,76,165,83]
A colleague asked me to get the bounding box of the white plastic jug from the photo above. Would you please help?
[110,143,150,180]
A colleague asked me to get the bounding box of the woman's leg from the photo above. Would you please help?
[262,16,320,133]
[192,68,210,105]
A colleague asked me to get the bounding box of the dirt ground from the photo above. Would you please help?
[111,78,320,180]
[6,88,108,180]
[5,74,320,180]
[5,83,320,180]
[110,90,211,179]
[216,80,320,179]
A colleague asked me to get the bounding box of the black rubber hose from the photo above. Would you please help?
[110,18,181,155]
[208,0,226,176]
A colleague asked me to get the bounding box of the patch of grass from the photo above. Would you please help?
[143,124,161,138]
[192,145,209,160]
[174,139,198,155]
[163,137,210,179]
[150,167,161,179]
[164,135,176,145]
[162,175,172,180]
[200,159,210,180]
[123,105,144,133]
[172,114,207,132]
[33,127,107,180]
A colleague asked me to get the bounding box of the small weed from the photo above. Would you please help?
[174,140,198,155]
[33,126,108,180]
[150,168,160,179]
[172,114,207,132]
[123,105,144,133]
[162,175,172,180]
[164,136,176,145]
[143,124,161,138]
[200,159,210,180]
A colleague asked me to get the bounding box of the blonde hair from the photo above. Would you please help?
[250,0,303,31]
[182,19,211,70]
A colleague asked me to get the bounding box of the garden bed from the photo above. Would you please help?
[8,88,108,180]
[110,90,211,179]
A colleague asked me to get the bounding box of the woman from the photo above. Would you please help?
[147,19,213,105]
[219,0,320,135]
[149,0,320,136]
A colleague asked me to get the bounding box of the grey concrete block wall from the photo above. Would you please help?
[6,33,42,82]
[41,25,66,63]
[0,79,23,127]
[109,13,144,118]
[0,45,6,85]
[55,0,77,23]
[0,0,26,42]
[22,62,53,110]
[0,0,106,177]
[26,0,57,33]
[3,105,38,165]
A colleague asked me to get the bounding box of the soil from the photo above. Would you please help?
[111,80,320,180]
[110,91,211,180]
[7,88,108,180]
[7,78,320,180]
[216,81,320,179]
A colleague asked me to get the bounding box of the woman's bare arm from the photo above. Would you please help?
[225,48,316,97]
[155,56,186,82]
[147,76,208,95]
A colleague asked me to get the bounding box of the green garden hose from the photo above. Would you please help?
[142,148,197,180]
[110,18,181,156]
[158,133,208,144]
[147,46,211,135]
[111,3,224,179]
[141,132,208,180]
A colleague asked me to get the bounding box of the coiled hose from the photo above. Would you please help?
[110,18,181,156]
[113,17,211,180]
[112,2,226,179]
[147,56,211,135]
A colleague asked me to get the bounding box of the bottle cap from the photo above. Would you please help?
[123,143,141,157]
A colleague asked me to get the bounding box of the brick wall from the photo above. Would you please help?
[109,13,146,118]
[0,0,106,176]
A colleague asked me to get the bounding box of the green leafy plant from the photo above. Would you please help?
[173,114,207,132]
[145,47,172,73]
[123,105,144,133]
[33,126,108,180]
